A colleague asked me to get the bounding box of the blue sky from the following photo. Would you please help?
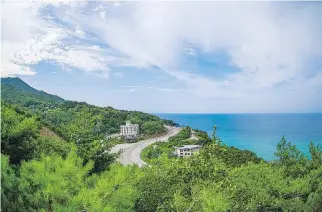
[2,1,322,113]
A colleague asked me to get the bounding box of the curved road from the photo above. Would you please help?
[110,126,181,167]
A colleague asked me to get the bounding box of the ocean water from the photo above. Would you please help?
[156,113,322,160]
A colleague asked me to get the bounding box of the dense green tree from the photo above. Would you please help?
[33,136,71,158]
[1,154,21,212]
[18,150,93,211]
[275,136,304,165]
[274,136,308,177]
[228,162,310,211]
[194,129,212,145]
[16,150,142,212]
[194,184,230,212]
[89,142,118,174]
[201,144,262,168]
[136,153,228,211]
[212,125,217,140]
[306,166,322,212]
[141,121,166,136]
[1,104,39,164]
[309,141,322,168]
[168,126,191,143]
[66,164,143,212]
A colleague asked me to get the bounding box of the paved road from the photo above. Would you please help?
[110,126,181,167]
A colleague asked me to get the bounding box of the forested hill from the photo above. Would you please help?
[1,77,64,106]
[1,76,175,175]
[1,77,175,139]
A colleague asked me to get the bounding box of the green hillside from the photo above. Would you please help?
[1,77,176,177]
[1,78,64,107]
[1,77,175,139]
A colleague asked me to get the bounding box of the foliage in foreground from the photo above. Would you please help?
[2,120,322,212]
[1,152,143,212]
[136,138,322,212]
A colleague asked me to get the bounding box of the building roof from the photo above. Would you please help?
[176,145,201,150]
[121,121,139,127]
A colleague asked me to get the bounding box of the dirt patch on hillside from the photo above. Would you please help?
[40,126,61,138]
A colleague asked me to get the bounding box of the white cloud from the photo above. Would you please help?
[1,1,110,77]
[45,2,320,98]
[184,47,196,56]
[2,1,322,112]
[85,1,321,110]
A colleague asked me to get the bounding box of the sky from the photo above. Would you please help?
[1,1,322,113]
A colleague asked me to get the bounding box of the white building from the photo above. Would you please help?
[120,121,139,139]
[174,145,201,157]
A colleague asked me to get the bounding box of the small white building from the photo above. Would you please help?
[120,121,139,139]
[174,145,201,157]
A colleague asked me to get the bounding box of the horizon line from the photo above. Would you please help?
[152,112,322,115]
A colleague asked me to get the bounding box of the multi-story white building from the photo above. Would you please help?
[174,145,201,157]
[120,121,139,139]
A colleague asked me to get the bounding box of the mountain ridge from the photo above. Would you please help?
[1,77,64,104]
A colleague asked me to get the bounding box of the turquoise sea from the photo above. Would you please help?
[156,113,322,160]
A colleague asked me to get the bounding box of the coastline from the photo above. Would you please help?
[156,113,322,160]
